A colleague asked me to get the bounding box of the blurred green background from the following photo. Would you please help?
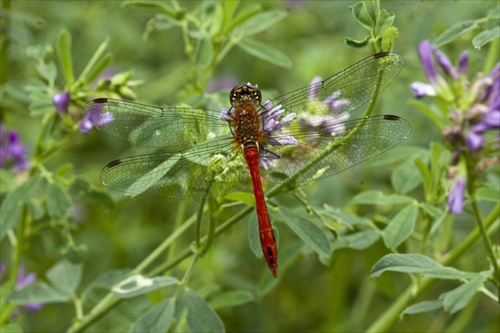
[2,1,498,332]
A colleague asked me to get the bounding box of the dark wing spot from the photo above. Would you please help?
[94,98,109,104]
[383,115,400,121]
[106,159,122,168]
[374,52,389,59]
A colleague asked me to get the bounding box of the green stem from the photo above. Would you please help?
[471,193,500,290]
[366,203,500,333]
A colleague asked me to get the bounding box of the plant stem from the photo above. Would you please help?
[471,193,500,290]
[366,202,500,333]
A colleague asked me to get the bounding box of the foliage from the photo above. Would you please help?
[0,1,498,332]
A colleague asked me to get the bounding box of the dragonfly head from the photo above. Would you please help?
[230,84,262,108]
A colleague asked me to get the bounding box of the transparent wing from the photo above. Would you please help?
[262,115,412,183]
[265,52,404,117]
[99,136,251,200]
[82,98,231,150]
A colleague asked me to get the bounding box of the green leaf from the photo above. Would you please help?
[434,19,479,47]
[278,208,331,262]
[68,178,114,210]
[130,298,175,333]
[345,36,371,48]
[0,169,17,194]
[374,9,395,38]
[349,2,374,31]
[56,29,74,83]
[83,54,112,85]
[401,299,443,317]
[224,191,255,206]
[351,190,415,205]
[144,14,177,39]
[45,183,72,218]
[8,282,70,305]
[209,290,255,310]
[82,269,131,299]
[77,37,109,85]
[476,186,500,203]
[381,26,398,52]
[391,159,422,194]
[26,44,53,62]
[36,62,57,82]
[322,205,372,227]
[415,158,432,198]
[112,274,178,299]
[383,204,418,249]
[46,260,82,295]
[29,98,54,116]
[331,229,380,253]
[183,289,225,333]
[224,3,261,35]
[62,243,88,264]
[371,254,478,279]
[0,175,42,240]
[194,35,213,70]
[237,38,292,68]
[121,0,177,17]
[29,198,44,220]
[420,203,443,218]
[442,274,487,313]
[472,26,500,49]
[234,10,288,37]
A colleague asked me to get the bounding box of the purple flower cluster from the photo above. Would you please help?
[410,40,500,215]
[299,76,350,137]
[0,124,30,172]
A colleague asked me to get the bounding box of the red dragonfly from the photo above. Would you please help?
[82,52,411,278]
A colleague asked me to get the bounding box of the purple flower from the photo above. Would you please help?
[448,175,466,215]
[15,266,44,312]
[410,40,454,101]
[0,124,30,172]
[484,63,500,106]
[464,64,500,151]
[466,109,500,151]
[434,47,458,79]
[52,92,71,114]
[260,100,297,147]
[0,263,44,314]
[419,41,440,84]
[308,76,322,101]
[299,77,350,137]
[80,103,114,134]
[409,82,437,99]
[458,51,469,76]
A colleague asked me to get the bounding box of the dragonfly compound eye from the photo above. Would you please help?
[230,84,262,107]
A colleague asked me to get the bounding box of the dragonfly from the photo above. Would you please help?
[82,52,411,278]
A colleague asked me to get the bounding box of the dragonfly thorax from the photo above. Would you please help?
[230,84,262,108]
